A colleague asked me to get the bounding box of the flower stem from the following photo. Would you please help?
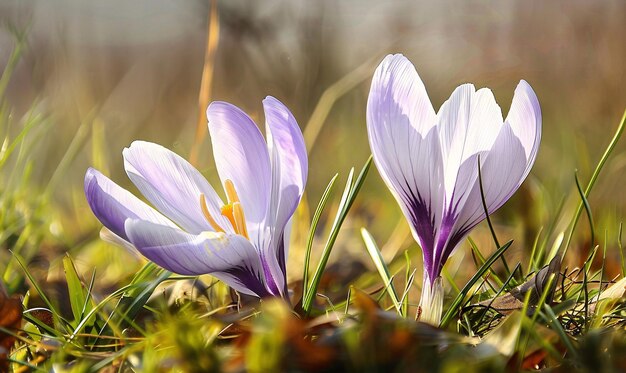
[419,276,443,325]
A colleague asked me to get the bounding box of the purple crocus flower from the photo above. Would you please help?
[367,54,541,324]
[85,97,307,298]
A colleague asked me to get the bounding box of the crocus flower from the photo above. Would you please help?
[367,54,541,324]
[84,97,307,298]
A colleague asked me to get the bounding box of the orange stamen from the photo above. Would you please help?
[232,202,249,239]
[200,194,225,233]
[200,180,249,239]
[224,179,239,203]
[220,203,236,231]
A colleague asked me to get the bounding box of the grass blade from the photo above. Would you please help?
[302,168,354,314]
[361,227,402,315]
[477,155,511,278]
[302,173,339,301]
[62,254,89,326]
[69,264,169,339]
[114,263,171,324]
[619,222,625,277]
[468,237,503,289]
[12,252,60,319]
[563,109,626,258]
[440,240,514,328]
[302,156,372,314]
[541,303,578,358]
[574,170,595,246]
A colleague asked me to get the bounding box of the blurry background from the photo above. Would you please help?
[0,0,625,294]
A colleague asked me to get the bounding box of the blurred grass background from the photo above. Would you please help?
[0,0,625,299]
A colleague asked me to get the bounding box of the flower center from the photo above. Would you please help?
[200,179,249,239]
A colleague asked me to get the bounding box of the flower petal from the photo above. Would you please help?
[367,54,443,271]
[125,219,270,297]
[480,123,531,214]
[100,227,139,257]
[84,168,175,241]
[445,123,529,254]
[453,80,541,236]
[123,141,230,235]
[433,87,540,274]
[261,96,307,292]
[432,83,540,273]
[437,85,503,198]
[505,80,542,178]
[263,96,307,234]
[431,86,503,269]
[207,102,272,233]
[368,54,437,134]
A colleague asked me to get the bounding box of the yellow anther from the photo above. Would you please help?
[224,179,240,204]
[200,194,225,233]
[200,181,249,239]
[220,203,236,229]
[232,202,249,239]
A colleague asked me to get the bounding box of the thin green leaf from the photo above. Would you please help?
[114,262,171,324]
[574,170,595,246]
[596,231,608,310]
[468,237,503,289]
[527,227,544,274]
[12,252,61,320]
[477,155,511,278]
[63,254,88,325]
[541,303,578,357]
[302,156,372,314]
[619,222,624,277]
[361,227,402,315]
[563,109,626,258]
[69,262,170,341]
[440,240,514,328]
[401,268,416,317]
[402,250,413,316]
[302,168,354,313]
[516,273,558,367]
[303,173,339,300]
[476,263,521,327]
[79,268,97,330]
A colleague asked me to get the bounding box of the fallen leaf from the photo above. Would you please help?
[473,255,561,315]
[0,283,22,370]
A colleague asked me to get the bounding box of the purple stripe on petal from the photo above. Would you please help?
[259,252,281,296]
[368,64,444,270]
[430,211,462,281]
[217,270,271,298]
[398,185,437,279]
[276,231,287,284]
[125,219,270,297]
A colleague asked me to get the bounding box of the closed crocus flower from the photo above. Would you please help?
[85,97,307,298]
[367,54,541,324]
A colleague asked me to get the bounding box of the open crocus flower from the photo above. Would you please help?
[367,54,541,324]
[84,97,307,298]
